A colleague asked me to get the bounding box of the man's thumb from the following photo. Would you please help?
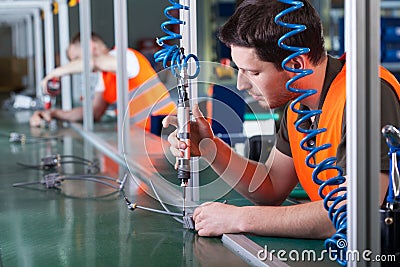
[192,104,204,119]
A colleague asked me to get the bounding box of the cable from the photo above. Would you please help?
[12,173,121,192]
[16,162,44,170]
[121,188,183,218]
[59,177,119,190]
[56,161,100,174]
[13,170,185,219]
[275,1,347,265]
[12,180,44,187]
[16,154,100,174]
[2,131,62,144]
[60,155,96,163]
[133,205,182,217]
[66,174,119,182]
[149,179,184,223]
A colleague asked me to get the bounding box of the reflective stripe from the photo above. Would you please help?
[108,76,161,108]
[127,76,161,100]
[130,96,175,124]
[109,77,167,109]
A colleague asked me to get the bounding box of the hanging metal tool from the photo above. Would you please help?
[154,0,199,230]
[177,59,190,201]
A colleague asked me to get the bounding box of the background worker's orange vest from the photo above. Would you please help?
[102,48,176,131]
[287,63,400,201]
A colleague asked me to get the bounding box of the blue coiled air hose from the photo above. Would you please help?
[275,1,347,265]
[154,0,200,79]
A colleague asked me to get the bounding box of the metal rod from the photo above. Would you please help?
[113,0,130,161]
[58,0,72,111]
[179,0,200,204]
[25,14,35,92]
[79,0,94,131]
[346,0,381,266]
[222,234,289,267]
[42,2,55,76]
[33,9,43,98]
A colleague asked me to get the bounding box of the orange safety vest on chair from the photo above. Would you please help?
[287,63,400,201]
[102,48,176,131]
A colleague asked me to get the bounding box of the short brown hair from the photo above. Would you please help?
[70,32,105,46]
[218,0,326,70]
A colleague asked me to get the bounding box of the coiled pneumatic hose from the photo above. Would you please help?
[275,1,347,265]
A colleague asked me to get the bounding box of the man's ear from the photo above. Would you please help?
[90,40,97,55]
[290,55,306,70]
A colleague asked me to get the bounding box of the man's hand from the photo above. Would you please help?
[193,202,243,236]
[30,110,52,127]
[41,72,62,95]
[162,104,215,159]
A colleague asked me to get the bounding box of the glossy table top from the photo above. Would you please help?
[0,110,250,267]
[0,110,339,266]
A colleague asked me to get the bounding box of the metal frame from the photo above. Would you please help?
[222,234,289,267]
[4,0,73,108]
[79,0,94,131]
[180,0,200,203]
[0,1,55,79]
[57,0,72,111]
[0,8,43,97]
[0,13,34,91]
[114,0,130,157]
[346,0,381,266]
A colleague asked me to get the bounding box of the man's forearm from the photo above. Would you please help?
[50,107,84,122]
[238,200,336,239]
[49,60,86,78]
[203,137,279,204]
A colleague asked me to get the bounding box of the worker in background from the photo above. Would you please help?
[163,0,400,238]
[30,32,176,131]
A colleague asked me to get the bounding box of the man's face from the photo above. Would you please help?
[231,45,298,109]
[67,43,83,61]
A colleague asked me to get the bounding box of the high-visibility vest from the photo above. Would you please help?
[287,63,400,201]
[102,48,176,131]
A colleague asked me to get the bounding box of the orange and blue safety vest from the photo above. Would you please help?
[287,63,400,201]
[102,48,176,131]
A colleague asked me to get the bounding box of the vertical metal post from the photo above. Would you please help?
[58,0,72,111]
[14,20,23,57]
[25,14,35,92]
[33,8,44,98]
[180,0,199,203]
[79,0,94,131]
[42,2,55,75]
[113,0,130,158]
[346,0,381,266]
[11,23,17,57]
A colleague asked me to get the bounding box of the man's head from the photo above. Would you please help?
[67,32,109,61]
[218,0,326,70]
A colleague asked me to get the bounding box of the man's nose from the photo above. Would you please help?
[237,71,251,91]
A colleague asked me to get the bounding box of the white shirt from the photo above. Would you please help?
[92,48,140,93]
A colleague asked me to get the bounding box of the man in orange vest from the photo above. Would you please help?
[164,0,400,238]
[30,32,176,131]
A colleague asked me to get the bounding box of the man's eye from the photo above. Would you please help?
[249,72,259,76]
